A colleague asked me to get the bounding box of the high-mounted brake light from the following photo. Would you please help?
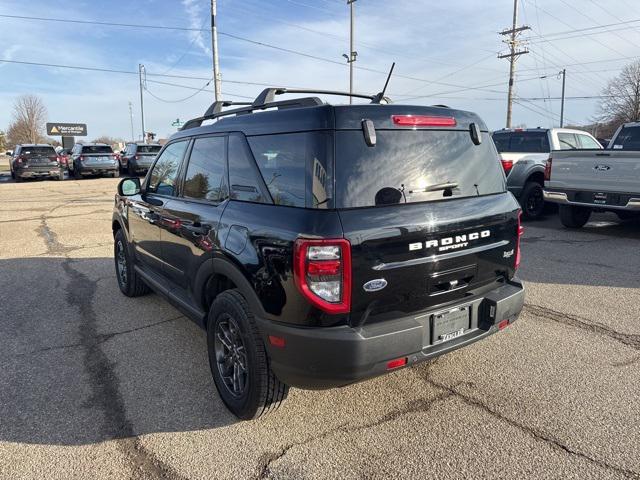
[391,115,457,127]
[294,238,351,314]
[501,159,514,175]
[544,156,552,181]
[515,211,524,270]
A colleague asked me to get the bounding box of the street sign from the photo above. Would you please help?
[46,123,87,136]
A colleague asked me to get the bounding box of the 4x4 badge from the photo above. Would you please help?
[363,278,387,292]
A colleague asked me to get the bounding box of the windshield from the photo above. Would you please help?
[611,126,640,150]
[21,146,56,156]
[335,130,505,208]
[137,145,161,153]
[82,145,113,154]
[492,131,550,153]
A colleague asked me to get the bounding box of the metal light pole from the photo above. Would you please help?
[138,64,146,143]
[346,0,357,103]
[559,69,566,127]
[128,101,135,142]
[211,0,222,101]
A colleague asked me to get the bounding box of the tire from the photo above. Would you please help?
[10,166,15,179]
[56,168,65,181]
[112,169,120,178]
[15,173,23,183]
[559,205,591,228]
[207,290,289,420]
[519,181,545,220]
[114,229,150,297]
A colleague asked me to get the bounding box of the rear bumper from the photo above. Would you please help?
[129,159,153,172]
[258,279,525,390]
[78,164,118,175]
[544,190,640,211]
[15,166,62,178]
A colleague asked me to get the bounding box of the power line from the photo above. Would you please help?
[144,80,212,103]
[0,13,506,93]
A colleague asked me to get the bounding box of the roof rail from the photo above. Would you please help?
[180,86,393,131]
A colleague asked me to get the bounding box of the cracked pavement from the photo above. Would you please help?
[0,175,639,479]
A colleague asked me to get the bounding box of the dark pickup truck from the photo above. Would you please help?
[112,88,525,419]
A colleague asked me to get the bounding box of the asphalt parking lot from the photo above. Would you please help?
[1,167,639,479]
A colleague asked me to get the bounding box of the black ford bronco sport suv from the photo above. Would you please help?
[112,88,525,419]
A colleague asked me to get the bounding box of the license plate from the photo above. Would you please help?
[432,306,470,344]
[593,192,607,204]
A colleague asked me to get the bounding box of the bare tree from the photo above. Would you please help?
[92,136,125,145]
[6,95,48,145]
[599,61,640,124]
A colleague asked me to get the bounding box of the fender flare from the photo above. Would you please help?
[194,256,268,320]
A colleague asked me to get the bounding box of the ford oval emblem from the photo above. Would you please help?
[594,164,611,171]
[363,278,388,292]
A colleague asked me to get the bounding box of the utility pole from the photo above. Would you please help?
[211,0,222,101]
[498,0,530,128]
[128,101,135,142]
[138,64,146,143]
[343,0,357,104]
[559,68,566,127]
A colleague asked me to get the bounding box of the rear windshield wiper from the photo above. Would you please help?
[405,182,459,194]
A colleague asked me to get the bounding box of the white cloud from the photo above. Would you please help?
[182,0,211,56]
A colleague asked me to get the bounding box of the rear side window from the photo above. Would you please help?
[183,136,227,202]
[492,131,550,153]
[557,133,579,150]
[82,145,113,154]
[577,134,601,149]
[228,134,269,203]
[612,126,640,150]
[21,146,55,156]
[248,132,333,208]
[335,130,505,209]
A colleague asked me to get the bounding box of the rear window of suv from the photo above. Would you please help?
[492,131,550,153]
[335,130,505,208]
[82,145,113,154]
[137,145,161,153]
[21,146,56,156]
[611,126,640,150]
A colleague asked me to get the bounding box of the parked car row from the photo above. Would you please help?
[6,142,162,182]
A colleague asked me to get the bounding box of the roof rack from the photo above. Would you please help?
[181,87,392,131]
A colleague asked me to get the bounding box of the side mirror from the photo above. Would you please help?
[118,177,141,196]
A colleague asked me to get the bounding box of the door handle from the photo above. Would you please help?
[185,222,211,235]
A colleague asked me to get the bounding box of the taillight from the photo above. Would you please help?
[79,155,84,162]
[294,238,351,314]
[16,155,26,164]
[515,211,524,270]
[391,115,457,127]
[501,159,514,175]
[135,154,140,160]
[544,157,552,181]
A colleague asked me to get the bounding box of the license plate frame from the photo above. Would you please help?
[431,305,471,345]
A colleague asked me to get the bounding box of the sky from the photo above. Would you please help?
[1,0,640,141]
